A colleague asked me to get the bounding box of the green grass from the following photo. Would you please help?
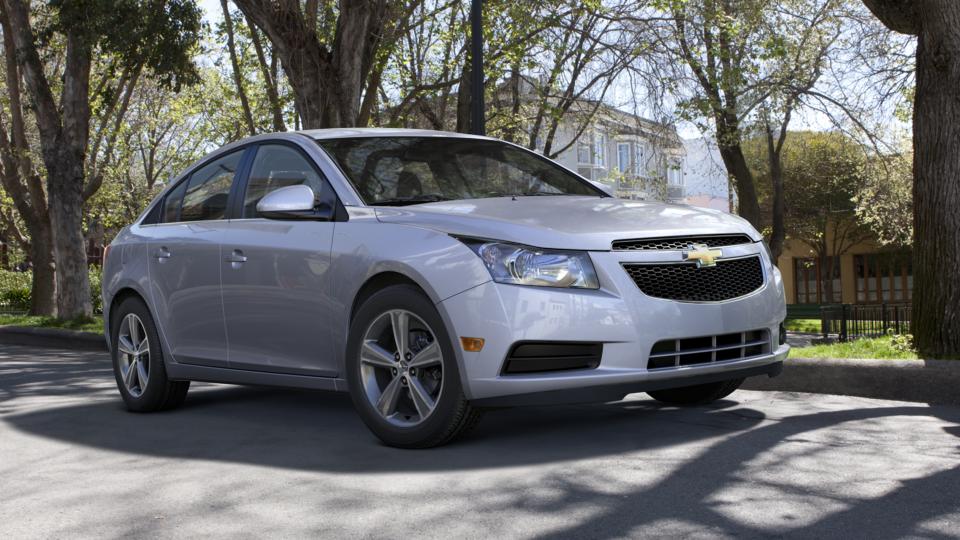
[791,335,918,360]
[784,318,821,333]
[0,314,103,334]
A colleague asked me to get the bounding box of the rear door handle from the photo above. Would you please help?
[225,249,247,264]
[154,247,171,260]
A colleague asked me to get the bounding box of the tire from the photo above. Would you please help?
[111,296,190,412]
[345,284,482,448]
[647,378,744,405]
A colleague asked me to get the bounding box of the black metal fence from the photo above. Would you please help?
[820,303,912,341]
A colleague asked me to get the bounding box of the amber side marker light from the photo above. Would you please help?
[460,337,485,352]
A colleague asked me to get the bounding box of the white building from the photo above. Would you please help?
[681,136,732,212]
[530,101,686,203]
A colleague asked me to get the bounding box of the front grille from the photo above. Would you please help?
[612,234,753,251]
[502,342,602,374]
[648,329,770,370]
[622,256,763,302]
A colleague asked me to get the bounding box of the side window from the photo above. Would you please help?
[163,180,187,223]
[243,145,326,218]
[180,151,243,221]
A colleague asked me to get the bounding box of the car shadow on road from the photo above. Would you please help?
[3,378,771,472]
[4,346,960,536]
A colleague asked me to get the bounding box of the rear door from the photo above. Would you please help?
[219,143,338,376]
[145,149,247,367]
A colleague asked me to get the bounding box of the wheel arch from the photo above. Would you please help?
[342,269,473,397]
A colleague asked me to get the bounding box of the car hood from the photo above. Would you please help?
[374,196,760,250]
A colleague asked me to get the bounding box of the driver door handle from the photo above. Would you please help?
[154,247,171,260]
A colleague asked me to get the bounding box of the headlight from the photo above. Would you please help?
[460,239,599,289]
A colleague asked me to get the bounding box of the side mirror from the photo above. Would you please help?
[256,185,333,220]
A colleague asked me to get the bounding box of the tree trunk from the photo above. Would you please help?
[246,15,285,131]
[221,0,256,136]
[47,153,92,319]
[28,224,57,316]
[234,0,386,129]
[766,128,786,265]
[716,142,762,228]
[910,1,960,358]
[455,56,472,133]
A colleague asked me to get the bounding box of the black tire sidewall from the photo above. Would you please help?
[111,296,173,412]
[345,284,468,447]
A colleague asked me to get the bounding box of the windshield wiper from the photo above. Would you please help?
[374,194,454,206]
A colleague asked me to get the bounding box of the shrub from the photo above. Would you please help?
[889,333,916,355]
[0,270,32,311]
[0,267,104,314]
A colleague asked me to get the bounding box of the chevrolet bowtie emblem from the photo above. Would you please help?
[683,243,722,268]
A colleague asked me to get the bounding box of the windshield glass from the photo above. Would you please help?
[317,137,604,206]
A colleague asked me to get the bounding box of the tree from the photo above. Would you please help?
[648,0,852,242]
[861,0,960,358]
[1,0,201,318]
[747,131,872,300]
[233,0,399,129]
[854,146,912,247]
[0,5,56,314]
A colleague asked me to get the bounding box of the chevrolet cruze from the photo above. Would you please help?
[102,128,789,448]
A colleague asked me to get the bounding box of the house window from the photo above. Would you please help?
[667,160,683,185]
[854,253,912,303]
[634,143,646,176]
[577,140,591,165]
[617,143,631,173]
[594,132,606,168]
[794,257,841,304]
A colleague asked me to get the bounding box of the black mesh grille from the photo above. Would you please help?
[612,235,753,251]
[622,256,764,302]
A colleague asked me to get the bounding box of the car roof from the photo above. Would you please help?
[298,127,491,141]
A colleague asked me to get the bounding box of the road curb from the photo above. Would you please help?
[0,326,106,351]
[742,357,960,406]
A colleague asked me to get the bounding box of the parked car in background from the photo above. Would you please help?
[102,129,788,448]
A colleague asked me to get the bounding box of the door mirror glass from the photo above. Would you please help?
[257,185,330,220]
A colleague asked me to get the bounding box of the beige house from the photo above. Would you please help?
[777,235,913,306]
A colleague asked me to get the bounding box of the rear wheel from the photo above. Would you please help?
[346,284,482,448]
[111,296,190,412]
[647,378,744,405]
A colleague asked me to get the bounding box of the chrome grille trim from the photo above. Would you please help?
[612,234,753,251]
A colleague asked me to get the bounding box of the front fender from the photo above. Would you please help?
[329,216,492,378]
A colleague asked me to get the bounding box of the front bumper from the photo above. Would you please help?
[438,243,788,402]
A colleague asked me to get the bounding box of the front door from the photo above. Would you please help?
[220,143,337,376]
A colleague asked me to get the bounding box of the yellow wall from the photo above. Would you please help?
[776,236,891,305]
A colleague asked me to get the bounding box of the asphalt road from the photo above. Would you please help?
[2,344,959,539]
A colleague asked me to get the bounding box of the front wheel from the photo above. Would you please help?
[345,285,482,448]
[647,378,744,405]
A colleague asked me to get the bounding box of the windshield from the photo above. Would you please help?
[317,137,605,206]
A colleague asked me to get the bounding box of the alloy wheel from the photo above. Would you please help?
[359,309,444,427]
[117,313,150,397]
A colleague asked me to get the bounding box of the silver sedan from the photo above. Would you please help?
[102,129,788,447]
